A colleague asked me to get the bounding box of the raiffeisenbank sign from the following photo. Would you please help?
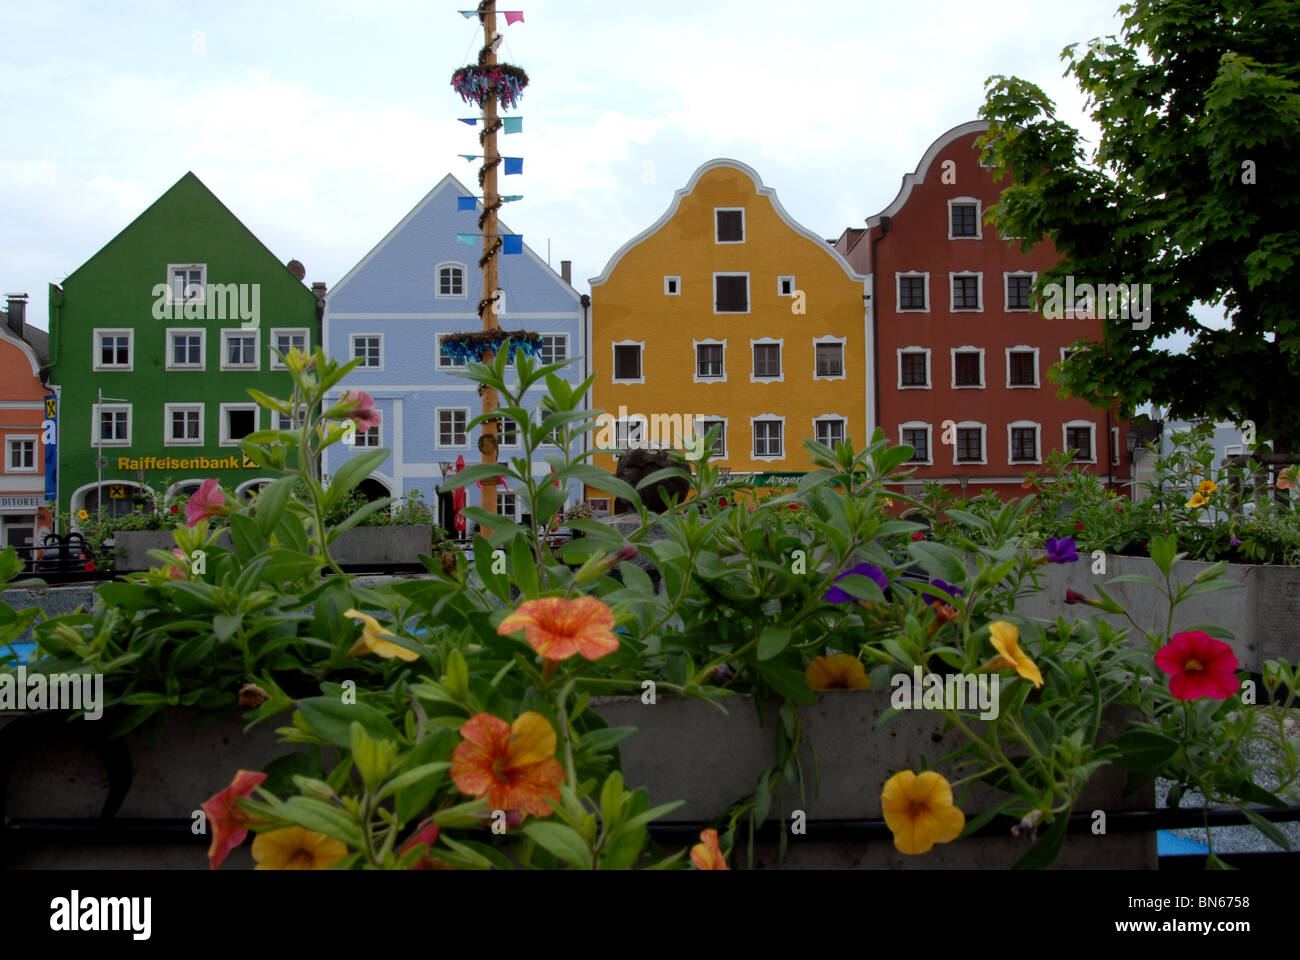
[114,453,260,472]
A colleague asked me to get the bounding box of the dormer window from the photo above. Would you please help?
[715,208,745,243]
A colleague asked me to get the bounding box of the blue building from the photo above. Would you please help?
[323,174,586,532]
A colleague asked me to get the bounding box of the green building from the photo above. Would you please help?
[47,172,322,520]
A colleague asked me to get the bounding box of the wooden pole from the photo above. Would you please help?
[478,0,500,518]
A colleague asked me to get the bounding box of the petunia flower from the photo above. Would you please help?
[332,390,382,431]
[984,621,1044,688]
[1185,492,1207,509]
[252,826,348,870]
[911,531,926,541]
[1278,465,1298,490]
[880,770,966,855]
[497,596,619,662]
[400,819,455,870]
[76,509,89,521]
[343,608,419,662]
[185,479,230,527]
[825,562,889,603]
[690,828,729,870]
[921,578,964,607]
[168,547,187,581]
[806,653,871,690]
[1229,536,1242,548]
[1064,589,1086,604]
[1197,479,1217,496]
[1155,631,1239,700]
[1045,537,1078,563]
[450,712,565,818]
[201,770,267,869]
[83,561,95,572]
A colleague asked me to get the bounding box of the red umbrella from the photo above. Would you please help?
[452,454,467,533]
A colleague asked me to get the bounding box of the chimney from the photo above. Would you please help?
[311,282,327,299]
[561,261,572,286]
[4,293,27,338]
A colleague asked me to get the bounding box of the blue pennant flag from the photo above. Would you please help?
[456,233,477,246]
[459,10,478,17]
[458,118,479,125]
[502,117,523,134]
[458,153,479,161]
[503,157,523,175]
[457,196,477,211]
[501,195,523,202]
[502,234,523,255]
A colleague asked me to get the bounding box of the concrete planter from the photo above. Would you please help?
[113,525,433,571]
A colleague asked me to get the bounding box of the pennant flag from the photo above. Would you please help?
[502,116,523,134]
[456,233,478,246]
[504,11,525,25]
[458,153,479,162]
[457,196,477,211]
[502,234,523,255]
[504,156,524,175]
[458,118,479,125]
[501,195,523,202]
[459,10,478,18]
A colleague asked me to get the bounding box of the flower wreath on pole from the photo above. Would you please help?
[450,64,529,111]
[440,329,543,368]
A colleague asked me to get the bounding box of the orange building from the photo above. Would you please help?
[0,294,55,547]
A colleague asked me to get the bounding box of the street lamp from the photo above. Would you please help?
[95,387,130,517]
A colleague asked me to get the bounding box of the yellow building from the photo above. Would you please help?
[585,159,871,507]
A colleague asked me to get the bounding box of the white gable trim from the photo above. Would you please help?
[865,120,990,227]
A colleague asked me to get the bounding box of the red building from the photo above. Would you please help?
[835,120,1130,500]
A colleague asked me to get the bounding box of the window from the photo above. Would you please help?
[1009,423,1040,463]
[437,263,466,298]
[492,416,519,448]
[276,410,296,431]
[695,418,726,457]
[664,276,680,295]
[1007,349,1038,387]
[497,492,518,521]
[587,498,611,517]
[956,426,984,463]
[948,199,980,239]
[539,334,568,365]
[6,437,36,472]
[165,404,203,446]
[752,341,782,381]
[270,329,308,370]
[901,424,931,464]
[1006,273,1034,311]
[436,335,466,369]
[814,338,845,379]
[168,264,206,304]
[93,329,132,371]
[535,405,563,447]
[615,418,645,449]
[714,273,749,313]
[355,425,380,448]
[92,404,131,446]
[898,273,928,311]
[166,329,204,370]
[815,417,846,449]
[752,418,783,459]
[221,329,259,370]
[899,349,929,388]
[612,341,643,382]
[715,208,745,243]
[352,335,382,369]
[219,404,258,446]
[1064,422,1095,462]
[695,342,725,380]
[438,409,469,447]
[778,276,795,297]
[952,348,984,388]
[951,273,982,311]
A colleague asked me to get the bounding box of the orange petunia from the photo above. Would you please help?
[806,653,871,690]
[450,712,565,818]
[984,621,1044,688]
[201,769,267,870]
[690,828,729,870]
[497,596,619,662]
[251,826,348,870]
[881,770,966,855]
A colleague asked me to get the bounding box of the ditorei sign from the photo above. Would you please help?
[114,454,259,472]
[0,495,47,509]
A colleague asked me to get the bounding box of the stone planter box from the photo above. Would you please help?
[114,526,434,571]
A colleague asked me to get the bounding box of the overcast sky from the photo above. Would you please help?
[2,0,1132,332]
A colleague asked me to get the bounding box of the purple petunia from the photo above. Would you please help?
[921,578,964,606]
[1045,537,1079,564]
[1229,536,1242,548]
[826,562,889,603]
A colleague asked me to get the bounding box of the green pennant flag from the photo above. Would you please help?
[503,117,523,134]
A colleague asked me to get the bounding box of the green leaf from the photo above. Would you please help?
[213,613,242,644]
[274,796,364,849]
[255,476,297,538]
[1242,809,1292,851]
[376,762,451,802]
[754,661,815,705]
[325,449,390,509]
[1012,809,1069,869]
[228,513,265,558]
[577,726,637,753]
[296,696,400,748]
[757,626,793,661]
[510,535,539,599]
[908,540,968,584]
[523,821,592,869]
[1107,730,1180,769]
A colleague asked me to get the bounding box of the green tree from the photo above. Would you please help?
[978,0,1300,451]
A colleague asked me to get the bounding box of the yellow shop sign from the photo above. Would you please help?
[115,454,259,471]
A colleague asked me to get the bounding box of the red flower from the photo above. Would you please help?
[911,531,925,542]
[201,770,267,869]
[1064,589,1086,604]
[718,498,729,507]
[788,504,800,512]
[1074,523,1085,531]
[170,504,179,514]
[1155,631,1240,700]
[83,561,95,572]
[400,818,454,870]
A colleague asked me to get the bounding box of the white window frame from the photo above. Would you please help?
[1060,347,1075,363]
[436,407,471,450]
[777,276,796,297]
[164,403,204,447]
[897,346,931,390]
[613,416,647,450]
[952,420,988,466]
[351,333,383,371]
[1004,271,1036,312]
[535,405,564,448]
[611,339,645,385]
[813,414,848,450]
[949,271,984,312]
[497,491,519,521]
[714,207,746,244]
[538,332,570,366]
[950,346,986,389]
[587,497,611,516]
[219,403,260,447]
[91,403,132,447]
[165,328,205,371]
[354,423,381,448]
[750,337,783,384]
[947,197,982,240]
[693,416,728,459]
[693,338,727,384]
[1111,426,1121,466]
[1005,345,1040,389]
[220,328,260,371]
[1062,419,1098,464]
[899,421,933,465]
[5,435,37,473]
[713,272,751,315]
[664,276,681,296]
[751,415,785,462]
[435,333,468,370]
[92,328,133,372]
[435,261,467,299]
[1007,420,1042,465]
[494,415,520,449]
[166,263,207,305]
[895,271,930,313]
[813,335,846,381]
[269,328,309,370]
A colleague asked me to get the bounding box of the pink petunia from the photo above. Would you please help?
[338,390,381,431]
[185,479,228,527]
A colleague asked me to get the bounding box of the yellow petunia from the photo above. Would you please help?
[76,509,89,521]
[881,770,966,855]
[1197,479,1217,496]
[252,826,347,870]
[1185,492,1207,509]
[343,608,419,662]
[806,654,871,690]
[984,621,1044,688]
